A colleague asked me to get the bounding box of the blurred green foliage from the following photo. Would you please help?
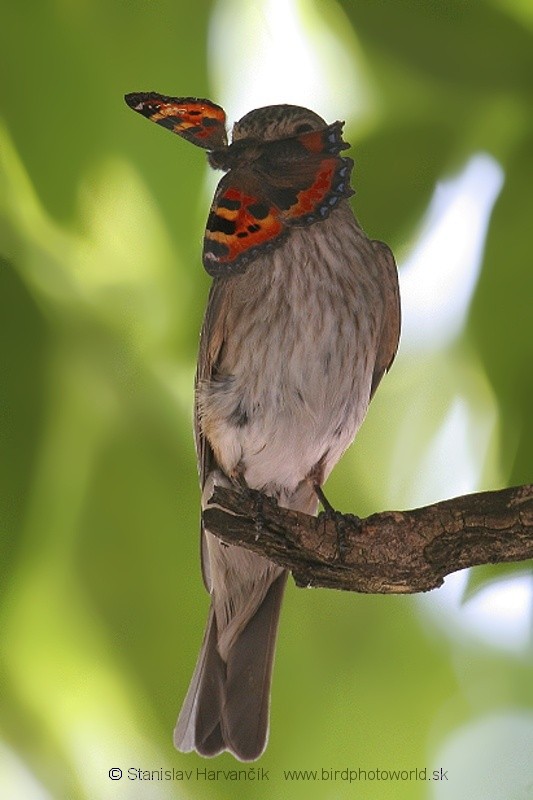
[1,1,532,799]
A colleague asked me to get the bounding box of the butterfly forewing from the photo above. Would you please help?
[124,93,228,149]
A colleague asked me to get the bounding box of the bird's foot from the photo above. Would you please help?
[314,484,360,562]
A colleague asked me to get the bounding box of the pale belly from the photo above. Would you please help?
[198,219,384,499]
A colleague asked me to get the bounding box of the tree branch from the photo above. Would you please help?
[202,484,533,593]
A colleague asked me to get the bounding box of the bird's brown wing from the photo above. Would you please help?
[194,277,232,590]
[369,240,401,400]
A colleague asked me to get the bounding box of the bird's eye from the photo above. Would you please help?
[295,123,313,133]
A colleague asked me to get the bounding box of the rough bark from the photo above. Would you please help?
[202,484,533,593]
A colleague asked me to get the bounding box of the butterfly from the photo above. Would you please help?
[124,93,354,277]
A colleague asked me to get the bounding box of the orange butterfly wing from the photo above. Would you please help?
[125,93,227,149]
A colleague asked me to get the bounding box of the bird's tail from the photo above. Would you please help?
[174,570,287,761]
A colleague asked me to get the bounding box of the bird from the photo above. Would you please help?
[125,94,401,761]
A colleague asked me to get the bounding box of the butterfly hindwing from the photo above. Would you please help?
[124,93,227,149]
[253,123,354,226]
[203,172,287,277]
[265,154,354,226]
